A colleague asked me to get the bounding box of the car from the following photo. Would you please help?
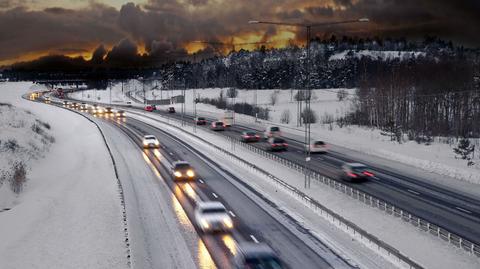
[63,100,69,106]
[145,105,154,112]
[93,106,104,114]
[232,242,284,269]
[105,107,114,114]
[307,140,328,153]
[264,126,281,139]
[142,135,160,149]
[210,121,225,131]
[171,161,196,180]
[341,163,374,182]
[126,101,132,107]
[115,110,126,117]
[267,137,288,151]
[151,104,157,110]
[168,107,176,113]
[241,131,260,143]
[80,103,87,110]
[71,102,79,109]
[195,117,207,125]
[194,201,233,233]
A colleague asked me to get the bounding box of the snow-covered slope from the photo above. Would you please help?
[329,50,426,61]
[0,82,128,269]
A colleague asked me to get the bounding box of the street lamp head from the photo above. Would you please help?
[248,20,260,24]
[358,18,370,22]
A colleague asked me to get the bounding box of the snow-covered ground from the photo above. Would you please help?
[329,50,426,61]
[128,110,480,269]
[0,82,128,269]
[70,83,480,185]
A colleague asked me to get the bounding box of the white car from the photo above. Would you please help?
[307,140,328,153]
[142,135,160,149]
[264,126,281,139]
[195,201,233,233]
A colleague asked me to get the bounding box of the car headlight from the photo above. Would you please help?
[143,141,148,145]
[154,141,159,145]
[186,170,195,178]
[223,218,233,228]
[174,171,182,177]
[201,219,210,229]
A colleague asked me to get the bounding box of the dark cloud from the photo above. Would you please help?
[2,0,480,66]
[90,44,107,64]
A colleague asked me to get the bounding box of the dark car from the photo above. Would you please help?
[105,107,114,114]
[267,137,288,151]
[172,161,196,180]
[195,117,207,125]
[145,105,154,112]
[241,131,260,143]
[341,163,374,182]
[168,107,176,113]
[151,104,157,110]
[232,243,284,269]
[116,110,126,117]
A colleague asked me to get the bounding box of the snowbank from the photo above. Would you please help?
[0,82,127,269]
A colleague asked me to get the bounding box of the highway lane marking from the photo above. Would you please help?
[212,192,218,199]
[198,179,205,184]
[229,211,236,217]
[250,235,259,243]
[455,207,472,214]
[407,189,420,195]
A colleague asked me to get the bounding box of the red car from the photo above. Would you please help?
[241,131,260,143]
[145,105,154,112]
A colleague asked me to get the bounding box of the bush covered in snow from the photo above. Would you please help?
[0,103,54,195]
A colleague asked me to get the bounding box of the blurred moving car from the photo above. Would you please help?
[267,137,288,151]
[145,105,154,112]
[307,140,328,153]
[63,100,69,106]
[116,110,126,117]
[211,121,225,131]
[172,161,196,180]
[264,126,281,139]
[105,107,113,114]
[232,242,283,269]
[142,135,160,149]
[195,117,207,125]
[195,201,233,233]
[241,131,260,143]
[341,163,374,182]
[80,103,87,111]
[168,107,176,113]
[151,104,157,110]
[94,106,104,114]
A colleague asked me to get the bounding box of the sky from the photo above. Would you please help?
[1,0,480,66]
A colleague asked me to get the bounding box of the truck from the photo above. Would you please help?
[222,110,234,127]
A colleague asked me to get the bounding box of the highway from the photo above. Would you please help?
[34,94,354,268]
[138,106,480,246]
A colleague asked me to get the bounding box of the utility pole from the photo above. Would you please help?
[249,17,369,189]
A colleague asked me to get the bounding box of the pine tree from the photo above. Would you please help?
[453,138,475,165]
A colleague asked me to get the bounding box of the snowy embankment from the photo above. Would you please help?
[329,50,426,61]
[0,82,127,269]
[128,110,480,269]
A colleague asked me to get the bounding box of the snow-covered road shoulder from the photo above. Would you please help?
[0,82,128,269]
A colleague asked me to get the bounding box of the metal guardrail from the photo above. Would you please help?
[130,111,425,269]
[229,136,480,258]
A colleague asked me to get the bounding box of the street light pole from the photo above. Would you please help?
[249,18,369,188]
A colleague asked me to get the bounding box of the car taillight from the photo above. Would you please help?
[363,171,374,177]
[347,172,357,178]
[255,135,260,138]
[283,143,288,146]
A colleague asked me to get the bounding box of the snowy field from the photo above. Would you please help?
[0,82,127,269]
[70,82,480,185]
